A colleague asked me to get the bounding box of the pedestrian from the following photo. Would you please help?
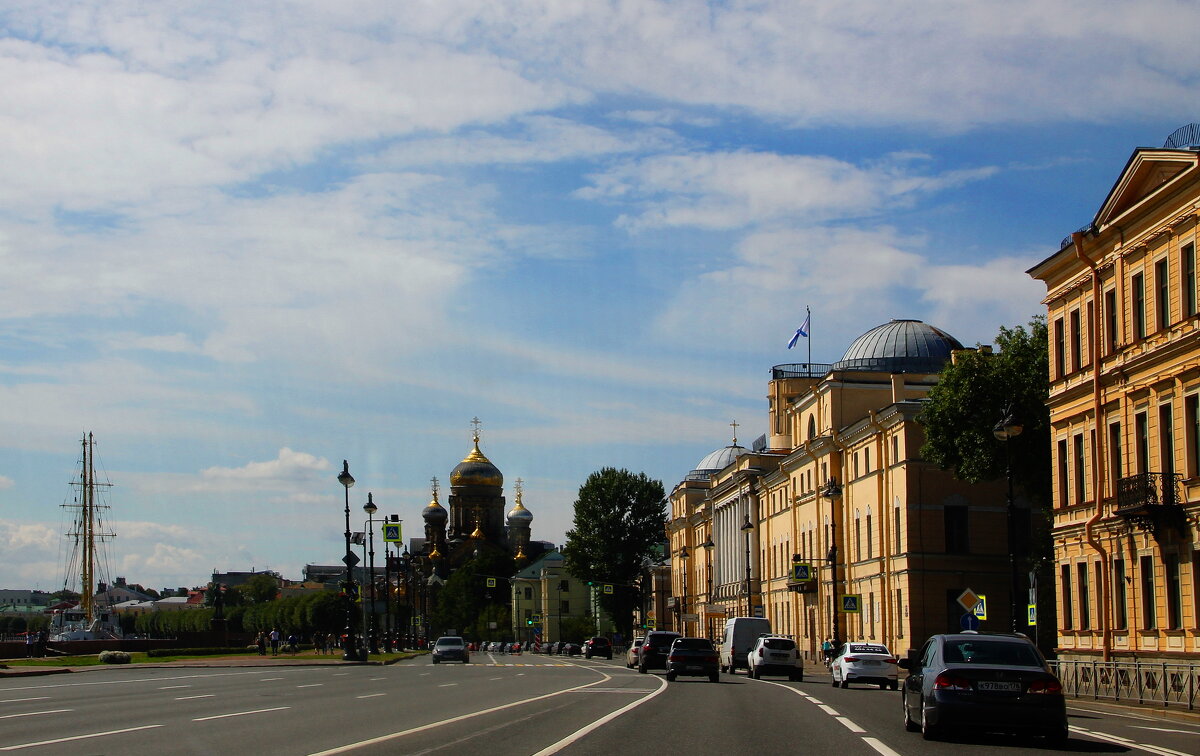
[269,627,281,656]
[25,631,34,658]
[286,633,298,654]
[256,631,267,655]
[822,638,834,664]
[324,633,335,654]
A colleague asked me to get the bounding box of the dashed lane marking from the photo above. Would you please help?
[356,693,386,699]
[862,737,903,756]
[0,698,49,704]
[0,709,71,720]
[837,717,866,733]
[175,694,214,700]
[193,706,290,722]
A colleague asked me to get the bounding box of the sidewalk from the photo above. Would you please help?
[0,650,424,678]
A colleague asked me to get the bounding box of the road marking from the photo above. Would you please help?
[818,704,840,716]
[862,737,903,756]
[158,685,190,689]
[437,683,458,688]
[1130,726,1200,735]
[175,694,215,700]
[259,677,284,681]
[489,677,503,681]
[333,673,350,676]
[1072,727,1192,756]
[356,693,385,699]
[530,676,668,756]
[369,677,385,681]
[0,698,49,704]
[0,724,163,751]
[0,709,71,720]
[193,706,291,722]
[297,684,323,688]
[837,717,866,733]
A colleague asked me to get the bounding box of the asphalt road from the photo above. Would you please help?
[0,654,1196,755]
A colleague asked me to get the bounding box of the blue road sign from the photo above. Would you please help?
[960,612,980,631]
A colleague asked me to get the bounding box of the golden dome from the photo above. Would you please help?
[450,436,503,488]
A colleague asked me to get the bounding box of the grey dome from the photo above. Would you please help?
[688,444,748,480]
[832,319,963,374]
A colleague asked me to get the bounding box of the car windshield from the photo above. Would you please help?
[435,637,464,647]
[850,644,889,654]
[649,634,680,648]
[943,640,1042,667]
[672,638,714,650]
[764,638,795,650]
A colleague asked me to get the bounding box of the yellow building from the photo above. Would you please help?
[1028,123,1200,662]
[669,321,1014,660]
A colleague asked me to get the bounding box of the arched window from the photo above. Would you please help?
[807,415,817,440]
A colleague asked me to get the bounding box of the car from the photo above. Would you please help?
[747,635,803,681]
[665,637,720,682]
[626,637,644,668]
[900,632,1067,743]
[637,630,682,673]
[830,641,898,689]
[584,636,612,660]
[563,642,582,656]
[719,616,771,674]
[431,635,470,664]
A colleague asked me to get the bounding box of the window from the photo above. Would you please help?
[855,515,862,561]
[1073,433,1086,504]
[524,587,533,600]
[1183,242,1196,317]
[1135,411,1149,474]
[893,506,902,553]
[1194,551,1200,630]
[807,415,816,440]
[1061,564,1073,630]
[865,512,873,559]
[558,580,569,592]
[892,435,899,463]
[560,599,570,613]
[1070,309,1082,372]
[853,453,859,478]
[1057,439,1069,507]
[1165,554,1182,630]
[1109,422,1123,495]
[1053,317,1065,378]
[1160,404,1175,476]
[895,588,903,637]
[1105,288,1119,354]
[1077,562,1090,630]
[1188,396,1200,478]
[944,506,968,554]
[1132,272,1146,339]
[1140,555,1156,629]
[1156,258,1170,330]
[1086,300,1093,366]
[864,448,870,473]
[1113,558,1127,630]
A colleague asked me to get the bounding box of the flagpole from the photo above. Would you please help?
[806,305,812,370]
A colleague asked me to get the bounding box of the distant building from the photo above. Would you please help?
[0,589,52,608]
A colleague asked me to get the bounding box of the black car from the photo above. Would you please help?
[665,637,719,682]
[900,632,1067,743]
[584,636,612,659]
[637,630,682,673]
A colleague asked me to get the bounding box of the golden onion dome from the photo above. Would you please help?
[450,436,503,488]
[506,498,533,525]
[422,488,447,524]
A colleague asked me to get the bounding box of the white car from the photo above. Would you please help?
[747,635,803,681]
[829,641,897,689]
[626,638,644,668]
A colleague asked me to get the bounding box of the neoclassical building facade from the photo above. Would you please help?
[1028,123,1200,662]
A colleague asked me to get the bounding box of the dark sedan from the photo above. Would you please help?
[900,632,1067,743]
[584,636,612,659]
[665,637,720,682]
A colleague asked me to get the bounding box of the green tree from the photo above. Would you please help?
[236,573,281,605]
[431,545,513,641]
[562,468,666,641]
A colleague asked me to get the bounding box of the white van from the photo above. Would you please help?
[719,616,771,674]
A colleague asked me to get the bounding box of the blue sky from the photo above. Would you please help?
[1,1,1197,592]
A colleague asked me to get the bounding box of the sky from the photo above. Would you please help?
[2,1,1198,593]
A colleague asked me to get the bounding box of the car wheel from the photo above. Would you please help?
[790,672,803,682]
[709,672,719,683]
[638,664,647,674]
[879,682,888,690]
[1044,725,1069,745]
[903,694,919,732]
[750,666,759,679]
[432,658,439,664]
[920,702,940,741]
[666,671,677,681]
[889,680,899,691]
[840,679,849,689]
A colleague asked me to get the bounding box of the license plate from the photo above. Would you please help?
[862,660,880,666]
[687,665,702,671]
[771,654,788,660]
[977,681,1021,692]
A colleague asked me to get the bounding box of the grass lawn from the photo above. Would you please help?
[2,649,423,667]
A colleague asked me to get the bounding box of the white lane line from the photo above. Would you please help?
[862,737,903,756]
[1072,727,1191,756]
[818,704,840,716]
[0,725,163,751]
[489,677,503,681]
[259,677,284,681]
[158,685,190,690]
[530,676,669,756]
[837,717,866,733]
[297,684,323,688]
[805,696,823,704]
[0,709,71,720]
[308,668,624,756]
[193,706,291,722]
[438,683,458,688]
[0,670,267,692]
[1130,726,1200,735]
[369,678,385,681]
[175,694,215,700]
[356,693,386,699]
[0,697,49,704]
[333,673,350,676]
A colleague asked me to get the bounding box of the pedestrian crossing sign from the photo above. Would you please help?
[1027,604,1037,626]
[382,523,402,543]
[791,562,812,581]
[840,594,862,613]
[603,583,613,594]
[486,577,497,588]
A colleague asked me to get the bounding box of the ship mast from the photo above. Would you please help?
[65,432,113,626]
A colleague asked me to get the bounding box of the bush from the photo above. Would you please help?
[99,650,131,664]
[146,647,254,657]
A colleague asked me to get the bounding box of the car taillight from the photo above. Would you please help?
[1028,679,1063,695]
[758,648,764,657]
[933,672,971,691]
[705,655,718,664]
[842,656,859,663]
[668,654,681,663]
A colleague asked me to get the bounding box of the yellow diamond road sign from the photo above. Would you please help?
[956,588,980,614]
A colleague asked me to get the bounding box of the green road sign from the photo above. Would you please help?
[791,562,812,581]
[840,594,861,613]
[382,523,402,543]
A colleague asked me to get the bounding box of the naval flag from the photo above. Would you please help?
[787,313,810,349]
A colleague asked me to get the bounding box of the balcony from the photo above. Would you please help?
[1115,472,1186,536]
[771,363,832,380]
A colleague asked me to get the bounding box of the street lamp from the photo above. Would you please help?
[678,545,690,634]
[822,477,843,649]
[994,403,1024,634]
[338,461,365,661]
[363,493,379,655]
[701,536,715,640]
[740,515,754,618]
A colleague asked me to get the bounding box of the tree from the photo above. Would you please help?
[562,468,666,641]
[237,573,281,605]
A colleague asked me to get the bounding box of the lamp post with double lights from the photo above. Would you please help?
[678,545,690,634]
[740,515,754,617]
[363,493,379,655]
[993,403,1024,633]
[337,461,365,662]
[822,477,843,649]
[701,536,715,640]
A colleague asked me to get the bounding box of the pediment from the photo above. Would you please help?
[1095,149,1198,227]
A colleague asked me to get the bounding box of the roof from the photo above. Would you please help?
[832,319,962,374]
[687,444,748,480]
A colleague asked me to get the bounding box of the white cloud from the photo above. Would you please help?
[202,448,330,482]
[0,475,13,490]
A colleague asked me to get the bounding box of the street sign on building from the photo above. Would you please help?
[840,594,861,613]
[791,562,812,581]
[753,605,765,618]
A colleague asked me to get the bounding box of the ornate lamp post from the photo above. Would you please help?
[740,515,754,617]
[993,403,1024,634]
[822,477,843,649]
[701,535,715,640]
[338,461,364,662]
[363,493,379,655]
[678,545,690,634]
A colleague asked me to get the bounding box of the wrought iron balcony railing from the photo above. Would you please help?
[1115,472,1183,533]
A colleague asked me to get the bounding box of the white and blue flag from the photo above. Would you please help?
[787,313,810,349]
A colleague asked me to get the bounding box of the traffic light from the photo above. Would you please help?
[526,618,532,626]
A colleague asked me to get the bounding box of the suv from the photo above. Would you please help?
[748,635,803,681]
[431,636,470,664]
[637,630,682,673]
[584,636,612,659]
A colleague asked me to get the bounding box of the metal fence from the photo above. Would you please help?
[1050,659,1199,711]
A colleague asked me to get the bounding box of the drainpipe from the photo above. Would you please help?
[1073,230,1112,661]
